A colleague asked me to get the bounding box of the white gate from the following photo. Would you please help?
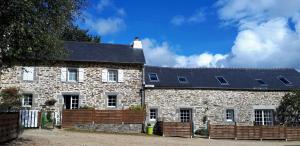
[20,110,39,128]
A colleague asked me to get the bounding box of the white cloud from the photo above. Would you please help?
[214,0,300,69]
[142,38,227,67]
[87,17,125,35]
[171,10,206,26]
[80,0,126,35]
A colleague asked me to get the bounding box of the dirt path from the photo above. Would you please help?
[4,129,300,146]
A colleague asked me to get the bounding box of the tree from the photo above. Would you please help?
[276,90,300,126]
[62,24,101,43]
[0,0,85,71]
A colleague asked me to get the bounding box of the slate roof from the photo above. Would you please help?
[62,41,145,64]
[144,66,300,91]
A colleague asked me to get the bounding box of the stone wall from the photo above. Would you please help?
[74,123,143,133]
[144,88,286,131]
[0,62,143,112]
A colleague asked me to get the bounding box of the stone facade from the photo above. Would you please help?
[0,62,143,112]
[75,123,143,133]
[145,88,286,131]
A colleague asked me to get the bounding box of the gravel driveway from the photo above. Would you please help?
[4,129,300,146]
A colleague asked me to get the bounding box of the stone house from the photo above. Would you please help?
[144,66,300,131]
[0,39,145,113]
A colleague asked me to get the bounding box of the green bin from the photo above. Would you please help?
[147,125,154,135]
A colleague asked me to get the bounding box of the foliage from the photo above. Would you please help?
[45,98,57,106]
[62,24,101,43]
[0,87,22,110]
[0,0,86,70]
[128,105,145,111]
[46,111,52,122]
[79,105,95,109]
[276,90,300,126]
[195,128,208,136]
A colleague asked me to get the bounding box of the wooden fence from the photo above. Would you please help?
[0,112,20,143]
[209,123,300,141]
[157,122,192,138]
[62,109,145,128]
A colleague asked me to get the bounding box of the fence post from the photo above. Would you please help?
[234,122,237,140]
[260,125,263,141]
[208,120,210,139]
[190,121,193,138]
[284,124,287,141]
[162,119,165,137]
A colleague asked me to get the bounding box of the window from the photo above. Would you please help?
[108,70,118,82]
[226,109,234,122]
[107,95,117,107]
[22,94,33,107]
[278,76,292,86]
[149,109,158,120]
[63,95,79,109]
[215,76,229,85]
[180,109,191,122]
[22,67,34,81]
[178,76,188,83]
[254,109,274,125]
[67,68,78,82]
[256,79,267,86]
[149,73,159,82]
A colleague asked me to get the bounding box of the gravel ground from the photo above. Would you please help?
[3,129,300,146]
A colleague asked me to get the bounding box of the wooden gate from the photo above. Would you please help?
[20,110,40,128]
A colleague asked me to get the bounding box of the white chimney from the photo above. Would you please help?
[132,37,142,49]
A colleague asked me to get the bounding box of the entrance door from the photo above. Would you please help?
[64,95,79,109]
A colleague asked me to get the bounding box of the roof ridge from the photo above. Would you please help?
[145,65,295,71]
[64,41,130,47]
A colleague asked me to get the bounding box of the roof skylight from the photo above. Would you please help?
[215,76,229,85]
[149,73,159,82]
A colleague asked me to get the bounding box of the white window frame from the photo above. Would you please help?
[254,109,274,126]
[149,108,158,121]
[226,109,235,122]
[149,73,159,82]
[70,95,79,109]
[67,68,78,82]
[107,95,117,108]
[107,69,118,82]
[22,94,33,107]
[180,109,192,123]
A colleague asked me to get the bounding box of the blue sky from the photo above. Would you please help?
[77,0,300,69]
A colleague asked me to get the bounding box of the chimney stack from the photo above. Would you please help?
[131,37,142,49]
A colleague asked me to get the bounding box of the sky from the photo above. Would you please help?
[77,0,300,70]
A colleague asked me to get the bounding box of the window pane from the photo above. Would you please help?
[178,76,188,83]
[71,96,79,109]
[23,94,33,106]
[216,76,229,85]
[108,70,118,82]
[149,73,158,82]
[278,76,292,85]
[180,109,191,122]
[68,69,78,81]
[108,95,117,107]
[226,109,234,122]
[150,109,157,120]
[254,109,274,126]
[254,110,263,125]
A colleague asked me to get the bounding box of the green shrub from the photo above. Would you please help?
[195,128,208,136]
[128,105,145,111]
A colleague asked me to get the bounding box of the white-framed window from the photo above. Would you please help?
[180,109,191,122]
[22,67,34,81]
[107,95,117,107]
[22,94,33,107]
[226,109,235,122]
[149,73,159,82]
[67,68,78,82]
[254,109,274,125]
[108,70,118,82]
[149,109,158,120]
[63,95,79,109]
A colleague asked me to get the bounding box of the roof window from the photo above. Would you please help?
[178,76,188,83]
[256,79,268,86]
[278,76,292,86]
[149,73,159,82]
[215,76,229,85]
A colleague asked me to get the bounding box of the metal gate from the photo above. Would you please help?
[20,110,39,128]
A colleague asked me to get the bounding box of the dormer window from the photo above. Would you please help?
[278,76,292,86]
[178,76,188,83]
[215,76,229,85]
[256,79,267,86]
[149,73,159,82]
